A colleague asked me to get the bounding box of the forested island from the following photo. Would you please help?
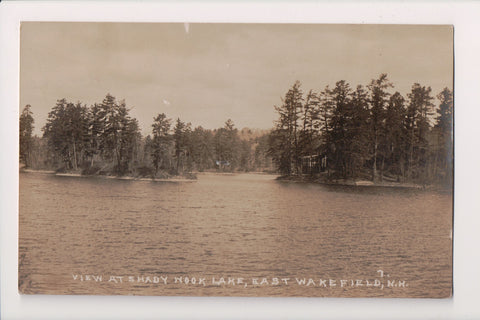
[19,94,273,180]
[19,74,452,186]
[269,74,453,187]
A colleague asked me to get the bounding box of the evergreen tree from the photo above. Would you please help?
[97,94,120,165]
[326,80,352,178]
[42,99,89,170]
[318,85,335,168]
[384,92,407,180]
[214,119,240,170]
[143,135,153,166]
[86,103,102,167]
[299,90,321,158]
[151,113,172,175]
[405,83,435,180]
[253,132,272,171]
[19,105,35,167]
[270,81,304,175]
[367,74,393,181]
[120,115,142,174]
[319,86,334,140]
[434,87,453,183]
[268,128,291,175]
[173,118,192,174]
[238,139,253,171]
[346,85,370,178]
[93,95,140,174]
[190,126,214,171]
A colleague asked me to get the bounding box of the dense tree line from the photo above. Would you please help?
[19,94,273,177]
[20,77,452,185]
[269,75,453,184]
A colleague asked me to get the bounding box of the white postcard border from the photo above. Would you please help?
[1,1,479,319]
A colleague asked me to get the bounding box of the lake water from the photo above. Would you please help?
[19,172,453,297]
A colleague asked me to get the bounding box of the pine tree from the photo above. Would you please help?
[151,113,172,175]
[326,80,352,178]
[86,103,102,167]
[405,83,435,180]
[143,135,153,166]
[190,126,214,171]
[384,92,407,180]
[270,81,304,175]
[97,94,119,164]
[42,99,89,171]
[346,85,370,178]
[434,87,453,183]
[367,74,393,181]
[19,105,35,167]
[299,90,320,159]
[214,119,240,171]
[173,118,188,174]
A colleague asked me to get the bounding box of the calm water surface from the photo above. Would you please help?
[19,172,452,297]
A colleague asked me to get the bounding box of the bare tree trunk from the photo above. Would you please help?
[72,141,78,171]
[380,155,385,182]
[372,133,378,181]
[408,127,414,179]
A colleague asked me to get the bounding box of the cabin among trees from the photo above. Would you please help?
[300,154,327,175]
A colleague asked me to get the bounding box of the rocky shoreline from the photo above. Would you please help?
[276,175,426,189]
[20,168,197,182]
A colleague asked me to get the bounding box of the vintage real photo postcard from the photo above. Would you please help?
[19,22,453,298]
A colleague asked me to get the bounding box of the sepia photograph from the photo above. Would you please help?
[18,22,453,298]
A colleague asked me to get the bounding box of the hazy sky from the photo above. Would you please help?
[20,22,453,136]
